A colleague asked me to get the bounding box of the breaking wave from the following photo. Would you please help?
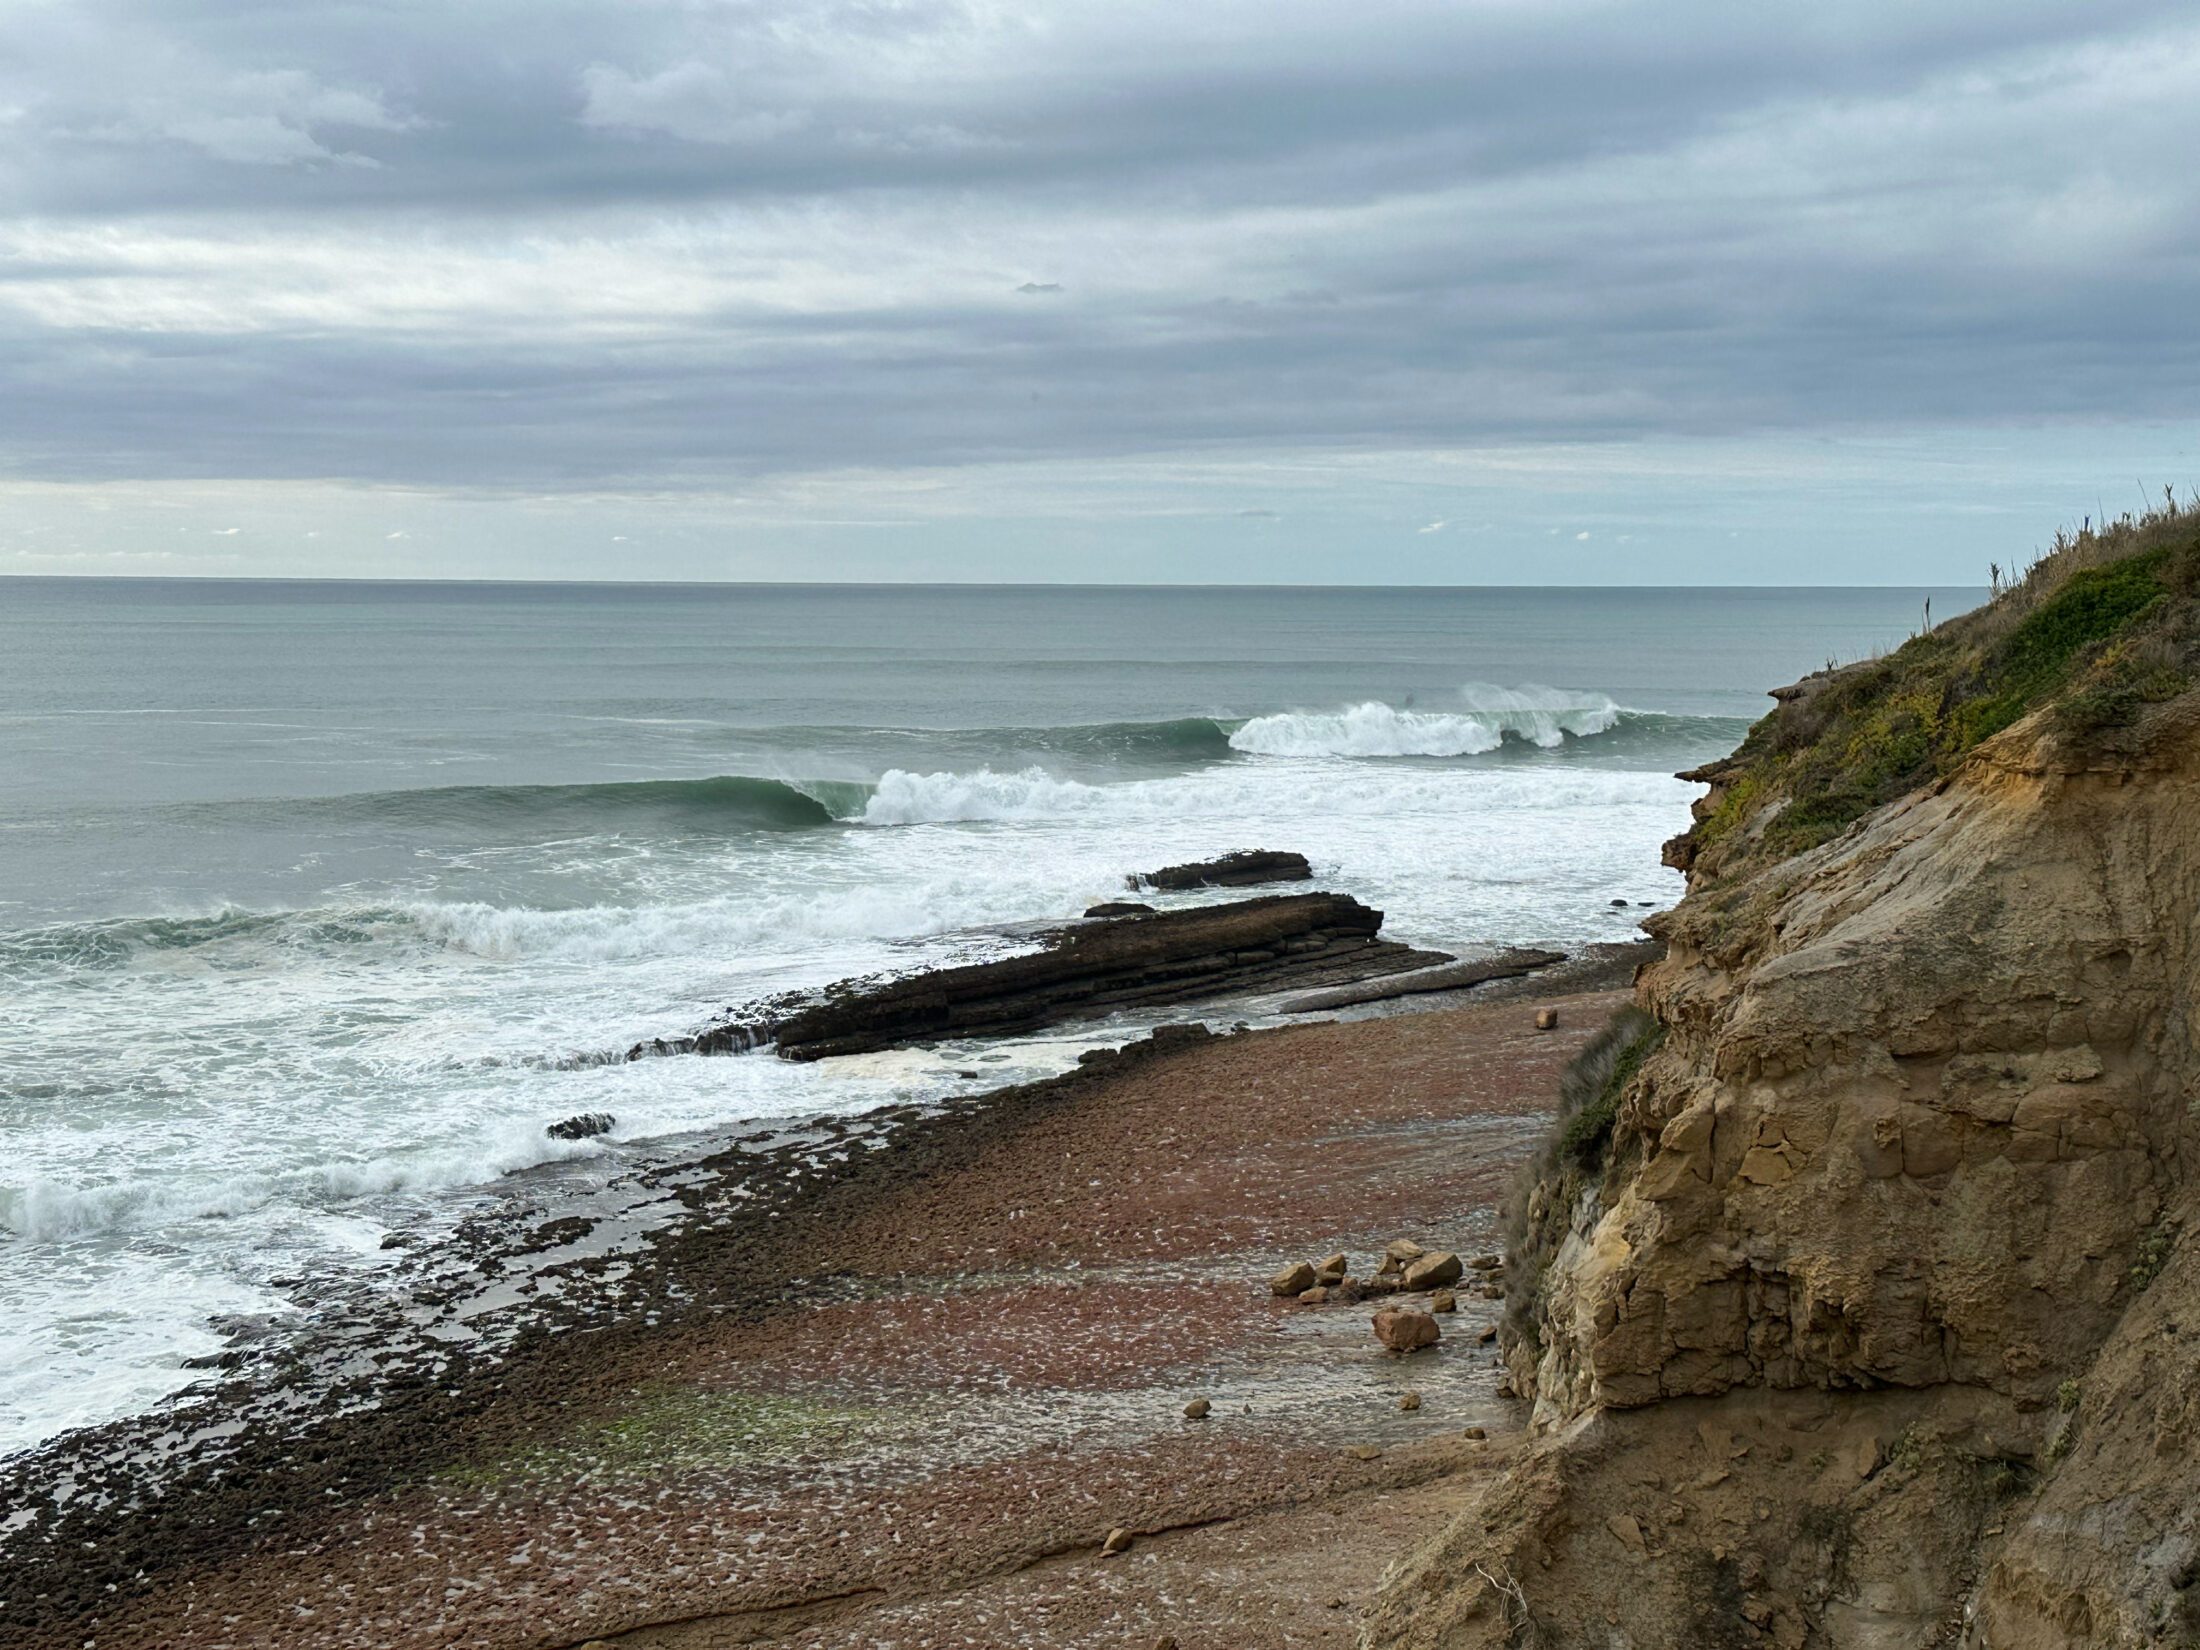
[1228,686,1622,758]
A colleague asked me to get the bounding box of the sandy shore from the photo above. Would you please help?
[6,954,1645,1650]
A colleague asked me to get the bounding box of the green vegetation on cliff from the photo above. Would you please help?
[1680,495,2200,877]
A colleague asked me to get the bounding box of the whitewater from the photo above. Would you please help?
[0,578,1978,1455]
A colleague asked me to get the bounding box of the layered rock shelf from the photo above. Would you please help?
[1130,848,1312,890]
[630,892,1450,1063]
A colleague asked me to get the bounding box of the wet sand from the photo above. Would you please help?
[7,962,1640,1650]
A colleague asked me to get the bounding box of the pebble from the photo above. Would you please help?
[1399,1391,1422,1412]
[1184,1398,1212,1420]
[1102,1526,1135,1556]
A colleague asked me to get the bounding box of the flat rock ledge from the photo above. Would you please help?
[1279,947,1567,1014]
[630,892,1450,1063]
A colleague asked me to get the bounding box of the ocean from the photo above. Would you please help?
[0,577,1973,1455]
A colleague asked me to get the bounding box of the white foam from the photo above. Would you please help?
[1230,686,1621,757]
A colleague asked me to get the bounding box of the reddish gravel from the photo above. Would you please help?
[66,984,1631,1650]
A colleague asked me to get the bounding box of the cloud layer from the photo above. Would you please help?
[0,1,2194,575]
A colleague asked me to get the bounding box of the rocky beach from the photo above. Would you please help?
[0,888,1652,1649]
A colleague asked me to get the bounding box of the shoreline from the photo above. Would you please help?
[2,941,1653,1649]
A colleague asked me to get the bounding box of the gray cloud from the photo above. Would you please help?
[0,0,2194,526]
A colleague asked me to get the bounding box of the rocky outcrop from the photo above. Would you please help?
[633,892,1449,1063]
[1131,849,1311,890]
[1368,550,2200,1646]
[1279,947,1564,1013]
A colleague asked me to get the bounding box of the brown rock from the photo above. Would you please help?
[1270,1261,1317,1296]
[1477,1324,1498,1344]
[1403,1250,1464,1291]
[1298,1285,1330,1304]
[1183,1398,1211,1420]
[1430,1288,1457,1313]
[1335,1277,1365,1303]
[1535,1006,1560,1030]
[1399,1391,1422,1411]
[1349,1444,1383,1460]
[1463,1425,1488,1440]
[1102,1527,1135,1556]
[1373,1307,1441,1353]
[1384,1238,1426,1263]
[1314,1251,1348,1285]
[1469,1253,1502,1271]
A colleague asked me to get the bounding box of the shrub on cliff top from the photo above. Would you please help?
[1686,493,2200,874]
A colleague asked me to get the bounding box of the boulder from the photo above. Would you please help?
[1314,1252,1348,1285]
[1298,1286,1330,1305]
[546,1113,615,1141]
[1373,1307,1441,1353]
[1429,1288,1457,1313]
[1133,849,1312,891]
[1403,1251,1464,1291]
[1183,1398,1211,1420]
[1535,1007,1559,1030]
[1384,1238,1426,1263]
[1271,1261,1317,1296]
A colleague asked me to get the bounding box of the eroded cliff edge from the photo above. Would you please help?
[1367,506,2200,1649]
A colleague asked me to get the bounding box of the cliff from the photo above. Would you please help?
[1367,501,2200,1649]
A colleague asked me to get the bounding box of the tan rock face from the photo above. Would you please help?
[1518,720,2198,1423]
[1365,703,2200,1649]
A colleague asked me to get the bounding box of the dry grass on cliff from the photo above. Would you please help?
[1688,491,2200,872]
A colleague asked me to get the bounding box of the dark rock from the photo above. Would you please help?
[1131,849,1312,891]
[1083,901,1156,918]
[546,1112,615,1141]
[1610,897,1631,907]
[642,893,1448,1063]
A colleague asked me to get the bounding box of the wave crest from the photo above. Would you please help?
[1228,687,1621,758]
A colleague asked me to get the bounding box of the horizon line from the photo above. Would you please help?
[0,572,1989,593]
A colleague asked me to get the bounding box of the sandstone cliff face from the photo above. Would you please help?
[1367,694,2200,1649]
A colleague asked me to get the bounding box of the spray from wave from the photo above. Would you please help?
[1228,685,1622,758]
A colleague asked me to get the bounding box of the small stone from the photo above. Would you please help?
[1384,1238,1426,1263]
[1184,1398,1211,1420]
[1373,1307,1440,1353]
[1429,1288,1457,1313]
[1403,1251,1463,1291]
[1399,1391,1422,1412]
[1335,1277,1365,1303]
[1350,1444,1383,1460]
[1298,1285,1329,1304]
[1607,1513,1648,1556]
[1470,1253,1502,1271]
[1477,1324,1498,1344]
[1270,1261,1317,1296]
[1326,1596,1346,1610]
[1535,1007,1559,1029]
[1314,1252,1348,1285]
[1463,1425,1487,1440]
[1155,1638,1180,1650]
[1102,1527,1135,1556]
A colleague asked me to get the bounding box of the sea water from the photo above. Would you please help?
[0,578,1973,1453]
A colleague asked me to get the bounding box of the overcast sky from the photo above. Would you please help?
[1,0,2194,583]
